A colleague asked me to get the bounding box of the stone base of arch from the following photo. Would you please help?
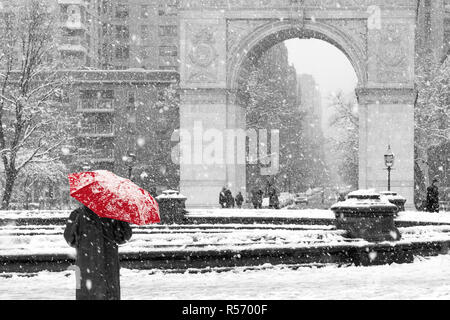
[357,87,416,209]
[178,87,416,209]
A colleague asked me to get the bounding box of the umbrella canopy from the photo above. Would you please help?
[68,170,160,225]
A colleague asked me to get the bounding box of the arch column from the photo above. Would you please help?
[179,12,246,207]
[359,11,417,209]
[357,87,416,209]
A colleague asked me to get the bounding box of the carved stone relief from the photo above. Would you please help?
[183,22,224,85]
[375,23,410,83]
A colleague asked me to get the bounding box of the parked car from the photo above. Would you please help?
[294,193,309,205]
[279,192,294,208]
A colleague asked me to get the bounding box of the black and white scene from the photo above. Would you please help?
[0,0,450,301]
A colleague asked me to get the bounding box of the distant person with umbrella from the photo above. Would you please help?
[65,170,160,300]
[426,178,440,213]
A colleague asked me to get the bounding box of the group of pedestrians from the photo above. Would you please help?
[219,187,244,208]
[221,183,280,209]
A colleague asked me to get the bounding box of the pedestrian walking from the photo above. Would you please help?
[64,205,132,300]
[235,191,244,208]
[426,178,440,213]
[225,188,235,208]
[251,188,263,209]
[268,184,279,209]
[219,187,227,208]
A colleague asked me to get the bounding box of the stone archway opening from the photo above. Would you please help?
[228,20,366,91]
[230,25,361,202]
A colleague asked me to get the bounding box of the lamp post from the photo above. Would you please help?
[384,145,395,191]
[125,152,136,179]
[81,162,91,172]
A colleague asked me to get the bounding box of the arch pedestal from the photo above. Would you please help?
[357,88,416,209]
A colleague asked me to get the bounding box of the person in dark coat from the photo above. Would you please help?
[235,192,244,208]
[251,188,263,209]
[268,184,279,209]
[426,179,440,213]
[257,189,263,208]
[225,188,235,208]
[64,205,132,300]
[219,187,227,208]
[337,192,346,202]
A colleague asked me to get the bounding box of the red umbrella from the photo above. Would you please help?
[68,170,160,225]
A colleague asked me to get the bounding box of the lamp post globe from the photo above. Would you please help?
[81,162,91,172]
[126,152,136,179]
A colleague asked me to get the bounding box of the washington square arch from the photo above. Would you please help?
[177,0,422,208]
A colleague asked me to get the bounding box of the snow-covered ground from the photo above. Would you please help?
[396,211,450,224]
[1,254,450,300]
[1,209,450,256]
[0,223,347,256]
[2,222,450,256]
[187,208,334,219]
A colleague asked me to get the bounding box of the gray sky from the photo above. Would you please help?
[285,38,358,132]
[285,38,359,185]
[285,38,358,97]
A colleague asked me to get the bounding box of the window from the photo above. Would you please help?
[80,90,114,100]
[159,65,178,71]
[79,90,114,110]
[159,25,177,37]
[158,1,178,16]
[159,46,177,57]
[139,46,150,59]
[115,25,129,39]
[115,45,129,59]
[128,92,135,104]
[141,5,149,18]
[115,3,129,18]
[140,25,150,41]
[102,0,111,14]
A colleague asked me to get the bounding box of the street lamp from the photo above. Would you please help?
[124,152,136,179]
[384,145,395,191]
[81,162,91,172]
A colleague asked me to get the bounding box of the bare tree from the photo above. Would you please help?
[0,1,72,209]
[328,92,359,189]
[415,55,450,203]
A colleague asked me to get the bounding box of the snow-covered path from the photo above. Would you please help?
[1,254,450,300]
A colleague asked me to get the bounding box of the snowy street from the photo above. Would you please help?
[1,254,450,300]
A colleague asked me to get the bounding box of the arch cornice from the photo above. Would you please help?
[227,19,367,90]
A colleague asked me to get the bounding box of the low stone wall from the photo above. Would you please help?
[1,239,450,273]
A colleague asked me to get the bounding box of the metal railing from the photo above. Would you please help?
[78,99,114,111]
[79,149,115,162]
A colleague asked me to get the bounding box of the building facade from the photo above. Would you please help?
[297,74,323,141]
